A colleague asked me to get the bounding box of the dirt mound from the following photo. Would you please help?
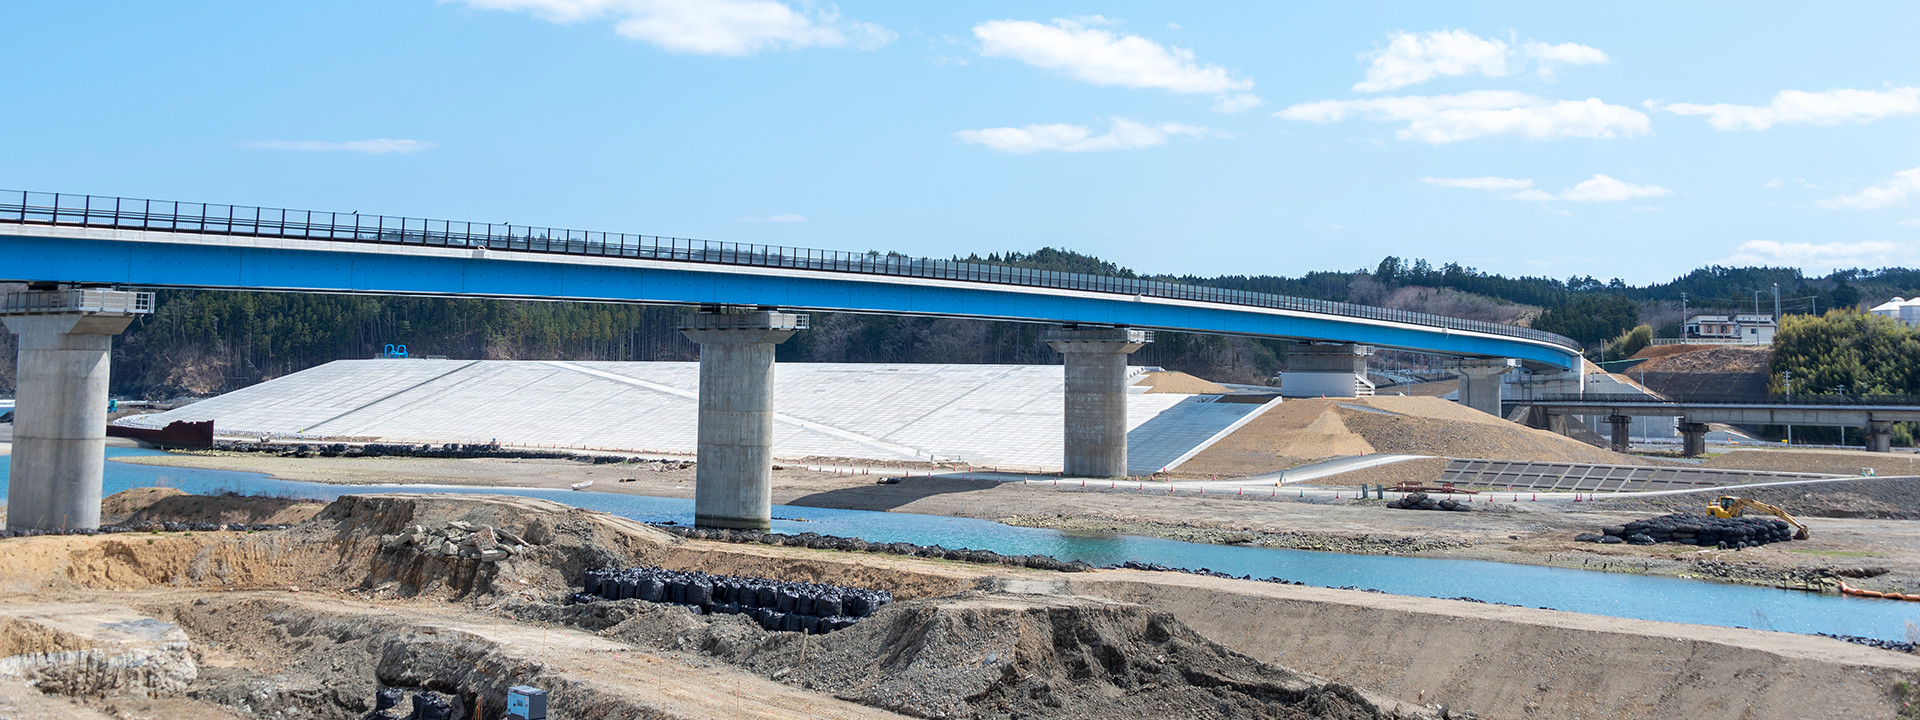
[1703,449,1920,478]
[99,487,326,527]
[1176,400,1377,476]
[1629,344,1714,362]
[1180,397,1652,476]
[749,591,1404,719]
[1637,345,1771,374]
[1136,371,1230,395]
[1342,397,1656,465]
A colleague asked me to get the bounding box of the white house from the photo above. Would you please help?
[1684,314,1776,344]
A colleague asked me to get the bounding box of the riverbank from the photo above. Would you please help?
[111,450,1920,595]
[0,491,1911,720]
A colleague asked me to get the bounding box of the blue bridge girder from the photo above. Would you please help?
[0,191,1582,370]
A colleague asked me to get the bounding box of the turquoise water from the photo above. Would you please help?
[4,448,1917,641]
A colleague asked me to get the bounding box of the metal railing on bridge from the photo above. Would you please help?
[0,190,1579,350]
[1529,393,1920,407]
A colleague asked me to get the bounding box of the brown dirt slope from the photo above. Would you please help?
[98,487,326,526]
[1135,370,1229,394]
[1180,397,1657,477]
[1704,449,1920,478]
[1638,345,1772,373]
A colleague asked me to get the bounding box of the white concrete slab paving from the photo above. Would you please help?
[128,360,1263,474]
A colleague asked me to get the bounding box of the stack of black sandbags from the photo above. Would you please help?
[1575,513,1799,549]
[576,565,891,634]
[1385,491,1469,512]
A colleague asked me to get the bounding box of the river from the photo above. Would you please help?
[2,448,1915,641]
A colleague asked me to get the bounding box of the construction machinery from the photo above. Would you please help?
[1707,496,1811,540]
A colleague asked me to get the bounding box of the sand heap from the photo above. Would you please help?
[1179,396,1652,477]
[1134,371,1231,395]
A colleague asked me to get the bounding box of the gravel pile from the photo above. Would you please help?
[1386,491,1470,512]
[379,520,528,563]
[655,524,1095,571]
[577,565,890,634]
[1816,633,1917,653]
[1575,513,1800,548]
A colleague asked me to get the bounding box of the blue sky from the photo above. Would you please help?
[4,2,1918,285]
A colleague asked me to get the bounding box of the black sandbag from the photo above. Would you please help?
[638,578,664,603]
[814,594,843,617]
[411,692,453,720]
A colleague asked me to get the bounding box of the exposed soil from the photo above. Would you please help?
[100,487,328,526]
[1134,370,1230,395]
[1703,448,1920,477]
[1634,345,1772,374]
[0,493,1430,720]
[1178,397,1657,478]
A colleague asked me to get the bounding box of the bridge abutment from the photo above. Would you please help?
[1680,422,1710,458]
[1453,359,1516,417]
[1867,420,1894,453]
[1045,326,1151,478]
[1279,343,1373,397]
[679,311,805,530]
[2,289,150,532]
[1608,414,1632,452]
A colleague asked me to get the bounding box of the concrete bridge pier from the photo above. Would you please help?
[2,288,151,532]
[678,310,806,530]
[1608,415,1632,452]
[1679,422,1710,458]
[1453,358,1517,417]
[1045,326,1151,478]
[1866,420,1894,453]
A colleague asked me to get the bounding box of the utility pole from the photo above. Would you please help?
[1681,292,1689,339]
[1754,290,1763,315]
[1773,283,1781,320]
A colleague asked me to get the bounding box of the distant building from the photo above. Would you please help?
[1869,297,1920,325]
[1684,313,1775,344]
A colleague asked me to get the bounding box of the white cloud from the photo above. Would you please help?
[1354,30,1510,92]
[1560,174,1674,202]
[239,139,436,154]
[1658,86,1920,131]
[1719,239,1917,270]
[956,118,1213,153]
[1901,218,1920,228]
[1352,30,1607,92]
[1278,90,1650,143]
[972,18,1260,111]
[739,213,806,223]
[1521,41,1609,80]
[1422,173,1671,202]
[1818,166,1920,210]
[451,0,893,56]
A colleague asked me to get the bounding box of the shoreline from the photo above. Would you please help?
[107,450,1919,594]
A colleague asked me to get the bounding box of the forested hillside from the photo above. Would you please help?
[4,249,1920,399]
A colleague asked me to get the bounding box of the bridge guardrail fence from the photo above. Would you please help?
[0,190,1580,350]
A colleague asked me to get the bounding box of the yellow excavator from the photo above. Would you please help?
[1707,496,1811,540]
